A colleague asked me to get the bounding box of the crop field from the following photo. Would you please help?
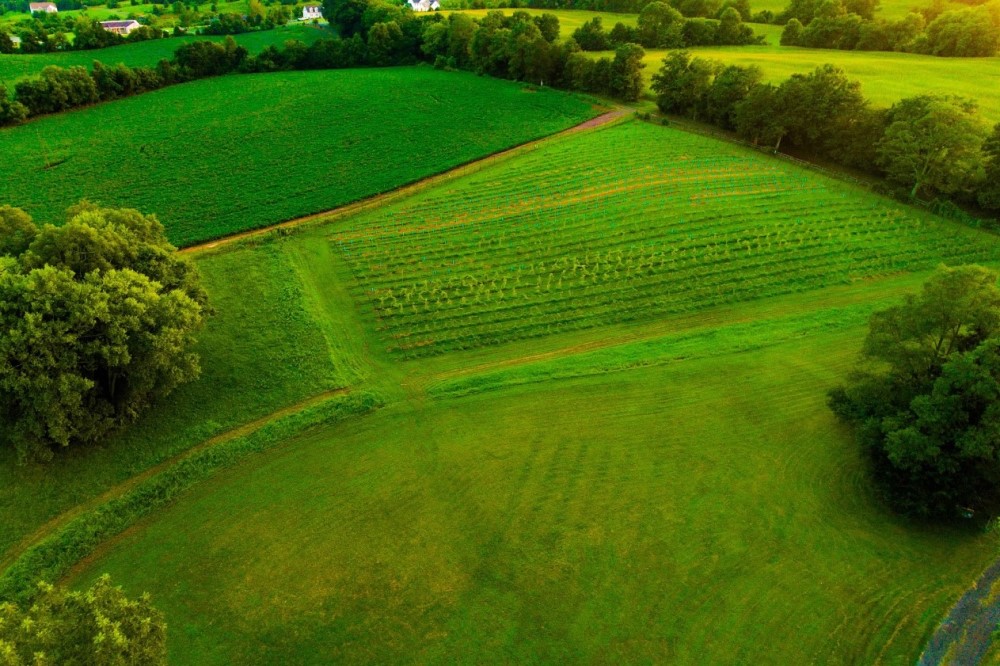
[332,121,1000,358]
[0,24,331,83]
[0,67,597,246]
[628,45,1000,121]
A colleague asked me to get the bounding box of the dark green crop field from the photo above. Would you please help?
[0,67,597,246]
[0,24,331,83]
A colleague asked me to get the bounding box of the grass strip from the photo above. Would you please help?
[427,302,883,399]
[0,391,382,606]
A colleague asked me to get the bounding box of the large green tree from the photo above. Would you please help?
[0,204,208,460]
[979,123,1000,211]
[0,575,166,665]
[829,265,1000,517]
[876,95,987,199]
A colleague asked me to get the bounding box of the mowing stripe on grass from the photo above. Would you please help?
[0,391,383,606]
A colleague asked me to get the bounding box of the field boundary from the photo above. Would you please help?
[181,109,629,255]
[918,556,1000,665]
[654,116,998,229]
[0,388,366,591]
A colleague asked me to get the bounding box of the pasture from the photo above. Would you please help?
[630,45,1000,121]
[0,24,331,83]
[18,117,992,662]
[0,67,597,246]
[70,273,996,664]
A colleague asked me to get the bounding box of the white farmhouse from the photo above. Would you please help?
[301,4,322,19]
[100,19,142,35]
[407,0,439,10]
[28,2,58,13]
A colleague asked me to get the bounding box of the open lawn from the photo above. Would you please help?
[0,67,598,246]
[71,278,997,664]
[0,24,331,83]
[617,44,1000,122]
[2,117,985,662]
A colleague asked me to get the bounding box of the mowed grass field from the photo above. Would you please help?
[73,325,997,664]
[50,119,1000,663]
[0,24,331,83]
[629,45,1000,121]
[0,67,598,246]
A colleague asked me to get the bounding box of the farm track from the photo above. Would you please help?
[918,558,1000,665]
[180,109,629,256]
[0,388,349,574]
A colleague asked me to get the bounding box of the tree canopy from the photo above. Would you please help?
[0,203,208,460]
[829,265,1000,518]
[0,575,166,665]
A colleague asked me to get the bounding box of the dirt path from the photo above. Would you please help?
[180,108,629,256]
[918,557,1000,665]
[0,388,348,573]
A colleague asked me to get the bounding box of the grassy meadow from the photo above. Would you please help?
[661,45,1000,121]
[0,67,598,246]
[4,117,983,662]
[71,318,997,664]
[0,24,331,83]
[591,44,1000,121]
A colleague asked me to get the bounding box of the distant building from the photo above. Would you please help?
[28,2,58,12]
[407,0,439,10]
[100,19,142,35]
[301,4,322,19]
[9,35,22,47]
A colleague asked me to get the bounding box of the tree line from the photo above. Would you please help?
[571,2,761,51]
[0,9,651,128]
[651,52,1000,215]
[780,0,1000,57]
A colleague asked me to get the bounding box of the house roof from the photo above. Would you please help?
[100,19,141,27]
[29,2,57,9]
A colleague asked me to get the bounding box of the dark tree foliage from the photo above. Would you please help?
[0,203,208,460]
[829,265,1000,518]
[980,124,1000,211]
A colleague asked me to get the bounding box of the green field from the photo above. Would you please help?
[0,0,248,29]
[0,24,331,83]
[614,44,1000,121]
[335,121,1000,358]
[0,67,597,246]
[0,240,346,562]
[446,7,781,40]
[22,118,993,663]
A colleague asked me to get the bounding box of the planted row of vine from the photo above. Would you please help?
[332,122,1000,358]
